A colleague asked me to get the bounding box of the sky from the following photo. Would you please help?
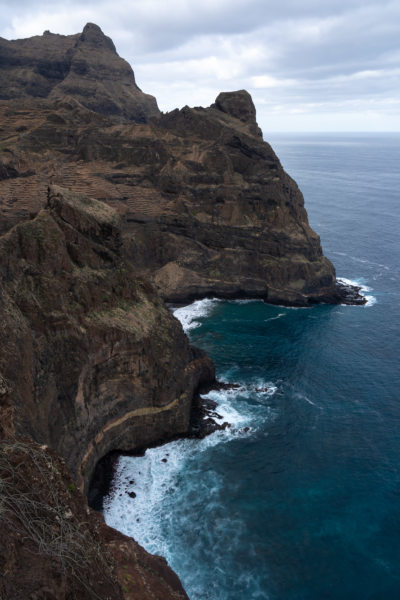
[1,0,399,132]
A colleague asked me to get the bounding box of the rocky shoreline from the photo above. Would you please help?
[0,22,366,600]
[88,379,238,512]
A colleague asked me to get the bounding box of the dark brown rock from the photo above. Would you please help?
[0,22,367,597]
[0,25,365,306]
[0,185,214,493]
[0,185,212,598]
[0,23,160,123]
[213,89,263,137]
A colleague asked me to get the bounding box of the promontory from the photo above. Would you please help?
[0,23,364,600]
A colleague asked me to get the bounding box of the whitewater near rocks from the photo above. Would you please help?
[104,133,400,600]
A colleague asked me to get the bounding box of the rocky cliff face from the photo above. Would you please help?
[0,25,364,305]
[0,186,213,492]
[0,23,365,600]
[0,186,212,599]
[0,23,160,123]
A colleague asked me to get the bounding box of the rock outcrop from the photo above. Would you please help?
[0,186,214,492]
[0,25,364,305]
[0,186,213,599]
[0,23,160,122]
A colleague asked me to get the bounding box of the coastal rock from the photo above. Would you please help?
[0,24,364,306]
[0,438,189,600]
[0,185,214,492]
[1,91,349,306]
[0,22,366,600]
[0,185,211,598]
[213,89,263,137]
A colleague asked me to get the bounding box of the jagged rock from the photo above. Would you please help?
[0,23,160,122]
[0,24,364,306]
[0,185,211,597]
[0,22,366,600]
[0,186,214,492]
[213,89,263,136]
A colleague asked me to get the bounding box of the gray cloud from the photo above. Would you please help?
[0,0,399,131]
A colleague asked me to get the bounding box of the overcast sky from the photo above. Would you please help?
[1,0,399,132]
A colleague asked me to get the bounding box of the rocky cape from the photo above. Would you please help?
[0,24,365,306]
[0,23,365,600]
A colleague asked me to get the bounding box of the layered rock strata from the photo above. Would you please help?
[0,185,214,492]
[0,22,159,123]
[0,22,366,600]
[0,186,213,598]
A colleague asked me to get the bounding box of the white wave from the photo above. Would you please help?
[276,304,312,309]
[103,423,251,558]
[202,389,252,430]
[294,392,320,408]
[265,313,285,322]
[103,379,278,577]
[337,277,377,307]
[173,298,220,332]
[104,440,195,557]
[203,381,278,431]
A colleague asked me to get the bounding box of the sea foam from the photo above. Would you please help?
[173,298,220,332]
[103,379,278,559]
[337,277,377,306]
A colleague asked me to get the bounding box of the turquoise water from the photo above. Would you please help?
[104,134,400,599]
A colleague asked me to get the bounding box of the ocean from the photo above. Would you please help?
[103,133,400,599]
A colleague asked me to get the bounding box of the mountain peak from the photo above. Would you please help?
[214,90,262,137]
[79,22,116,52]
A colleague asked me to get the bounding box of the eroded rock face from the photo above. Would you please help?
[213,89,263,137]
[0,24,361,306]
[0,23,160,122]
[0,23,365,600]
[0,91,346,306]
[0,185,211,597]
[0,186,214,493]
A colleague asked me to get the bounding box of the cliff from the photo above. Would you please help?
[0,24,364,306]
[0,185,213,490]
[0,186,213,599]
[0,22,365,600]
[0,22,159,123]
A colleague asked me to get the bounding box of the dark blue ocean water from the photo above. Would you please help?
[104,133,400,600]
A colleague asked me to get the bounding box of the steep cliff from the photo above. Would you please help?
[0,185,213,491]
[0,23,159,123]
[0,186,213,599]
[0,22,365,600]
[0,24,364,306]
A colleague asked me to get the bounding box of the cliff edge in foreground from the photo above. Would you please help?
[0,186,213,599]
